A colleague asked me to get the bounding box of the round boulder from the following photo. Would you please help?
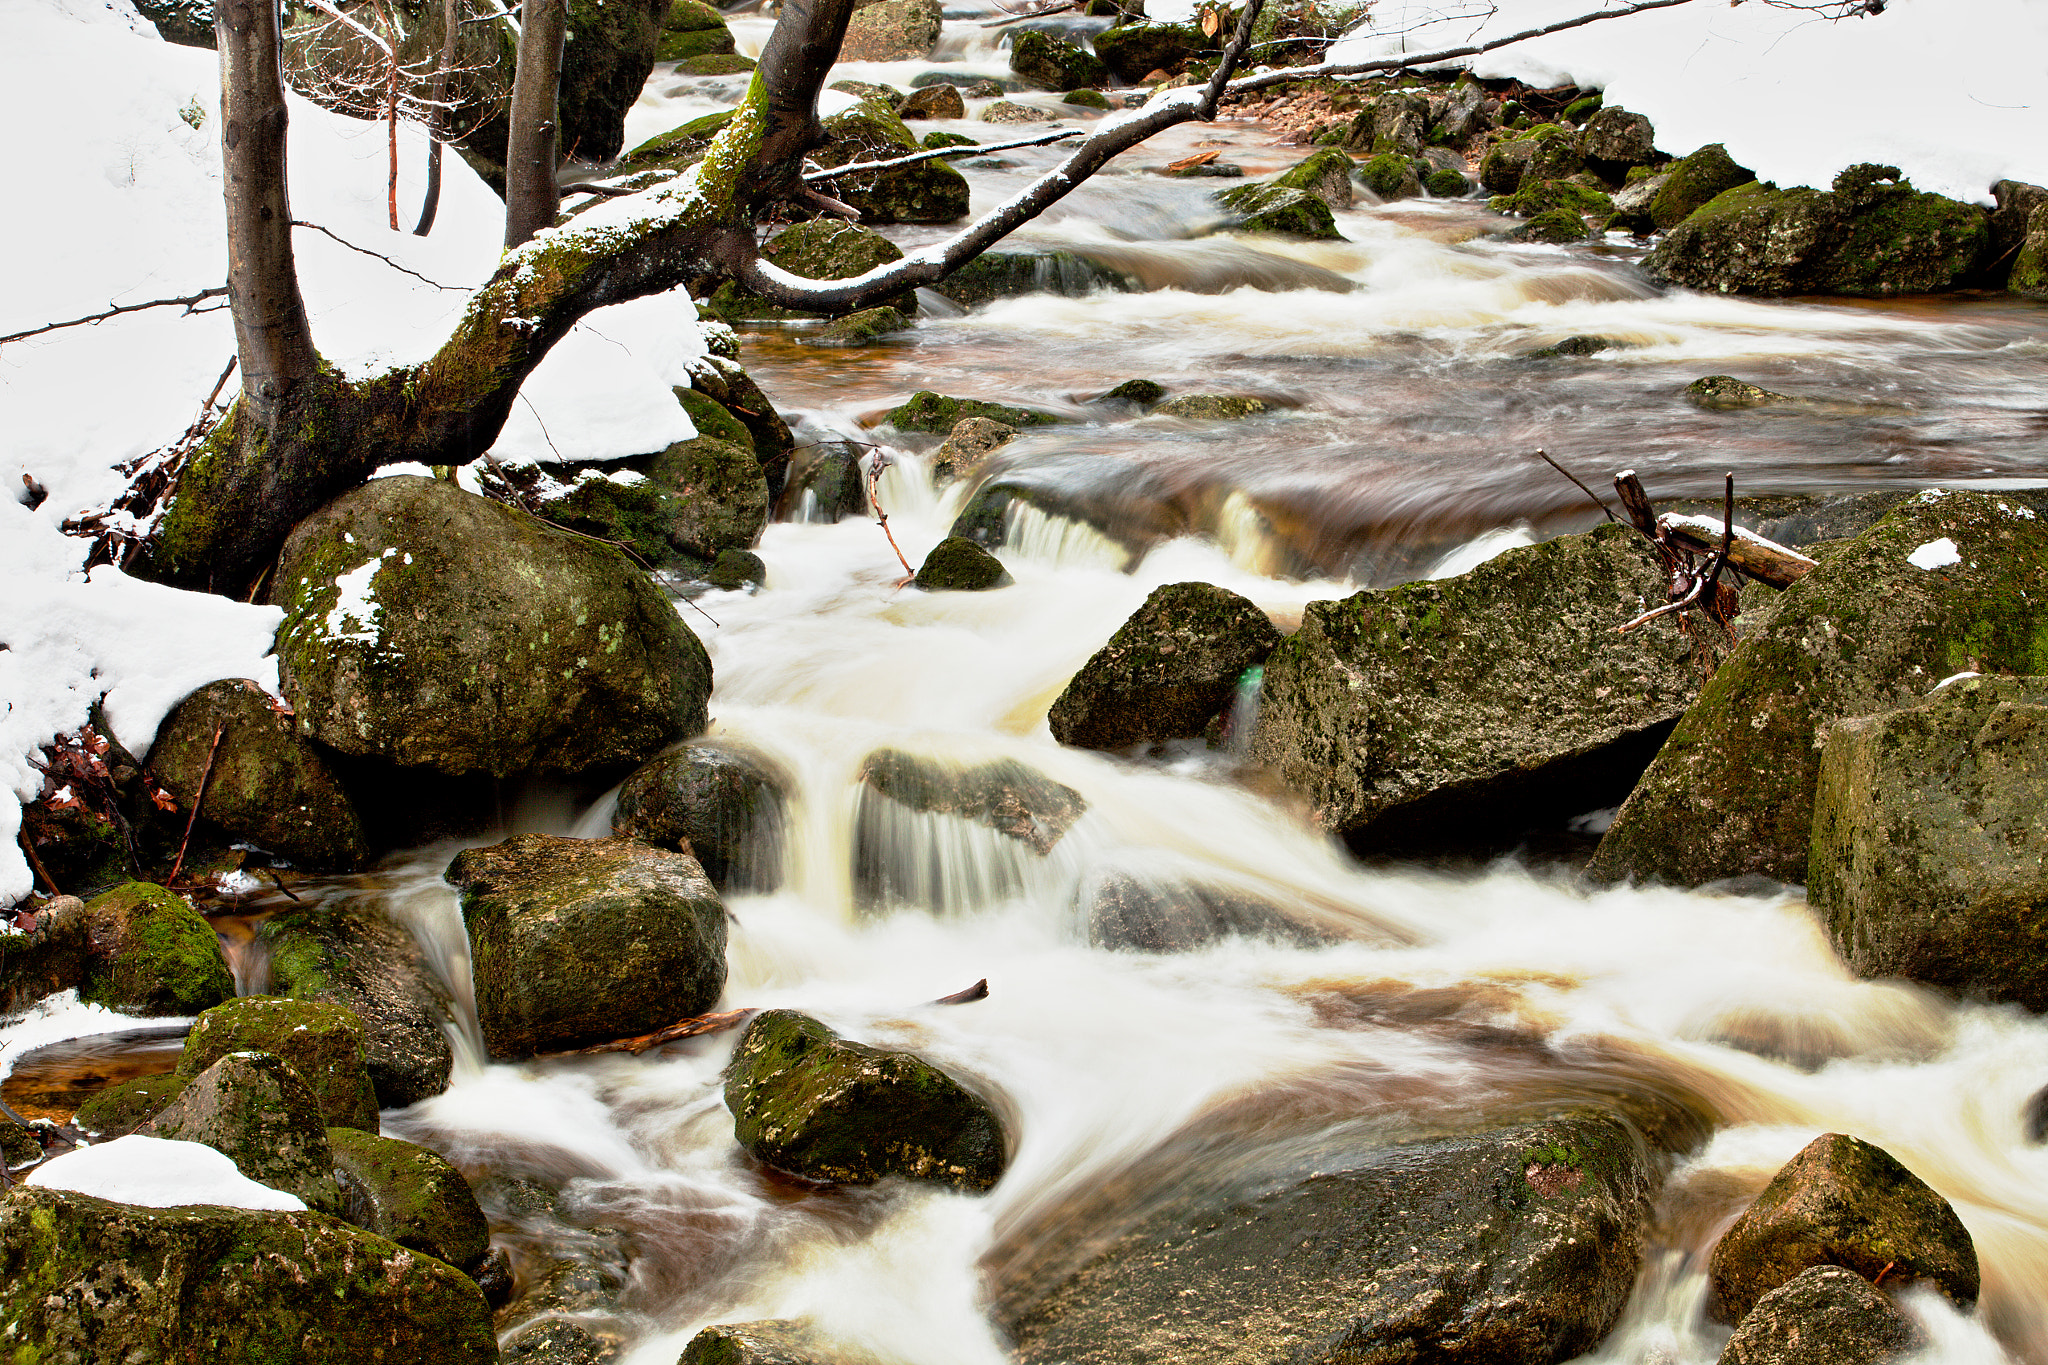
[447,834,728,1059]
[915,537,1012,592]
[139,1052,342,1212]
[611,745,788,891]
[1719,1265,1917,1365]
[79,881,234,1018]
[328,1126,492,1276]
[268,476,711,780]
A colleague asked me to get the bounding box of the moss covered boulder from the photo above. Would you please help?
[1647,142,1755,229]
[1250,522,1691,852]
[1001,1112,1655,1365]
[1153,394,1267,420]
[725,1009,1008,1191]
[1589,490,2048,887]
[0,1186,496,1363]
[1718,1265,1916,1365]
[645,432,772,561]
[1008,29,1107,90]
[813,100,971,224]
[268,475,711,780]
[1214,182,1340,238]
[1049,582,1280,751]
[2010,201,2048,299]
[707,220,916,322]
[1092,20,1203,82]
[1647,164,1988,297]
[179,995,381,1132]
[1358,150,1422,200]
[1477,122,1571,195]
[139,1052,343,1212]
[819,306,913,344]
[1810,675,2048,1010]
[899,82,966,119]
[78,881,232,1017]
[256,897,457,1108]
[1506,206,1596,244]
[681,1320,844,1365]
[915,536,1013,592]
[146,678,368,870]
[1272,147,1354,210]
[448,833,728,1059]
[658,0,735,62]
[0,895,90,1017]
[1494,176,1614,220]
[1707,1132,1978,1323]
[612,746,788,892]
[72,1071,189,1138]
[1574,107,1655,179]
[840,0,942,61]
[329,1126,492,1277]
[888,390,1063,432]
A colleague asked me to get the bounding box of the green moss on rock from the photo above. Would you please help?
[819,306,913,344]
[1151,393,1268,419]
[725,1009,1008,1191]
[80,881,234,1018]
[141,1051,343,1212]
[328,1125,491,1274]
[1494,176,1614,219]
[1008,28,1108,89]
[1647,142,1754,229]
[179,995,380,1132]
[1092,20,1203,81]
[1271,148,1354,210]
[915,536,1013,592]
[1505,206,1594,243]
[1214,182,1341,238]
[888,390,1063,432]
[707,220,915,322]
[1358,150,1422,200]
[812,99,972,224]
[72,1071,189,1137]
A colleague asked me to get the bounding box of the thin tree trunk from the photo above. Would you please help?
[413,0,462,235]
[215,0,319,417]
[503,0,566,248]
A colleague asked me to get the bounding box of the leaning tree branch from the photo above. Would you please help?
[0,287,228,347]
[803,129,1081,183]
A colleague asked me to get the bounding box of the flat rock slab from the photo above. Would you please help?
[449,834,727,1059]
[1250,522,1690,850]
[1002,1112,1656,1365]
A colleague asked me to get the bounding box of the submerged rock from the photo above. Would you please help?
[1589,490,2048,887]
[915,536,1013,591]
[268,476,712,780]
[140,1052,342,1213]
[328,1126,492,1277]
[1685,375,1801,410]
[818,306,913,345]
[0,1187,496,1363]
[725,1009,1008,1191]
[858,749,1086,855]
[178,995,380,1132]
[1083,870,1325,952]
[1251,522,1690,853]
[1708,1132,1978,1323]
[931,417,1017,485]
[1718,1265,1917,1365]
[449,833,728,1058]
[1152,393,1268,420]
[1002,1112,1656,1365]
[681,1321,843,1365]
[1049,582,1280,751]
[930,250,1137,308]
[79,881,233,1018]
[146,678,367,870]
[1811,675,2048,1010]
[612,746,788,891]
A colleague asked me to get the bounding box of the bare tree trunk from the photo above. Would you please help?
[214,0,318,419]
[412,0,462,235]
[503,0,566,248]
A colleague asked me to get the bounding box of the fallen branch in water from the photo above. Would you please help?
[558,1006,759,1056]
[1617,472,1738,636]
[865,451,917,584]
[1656,512,1816,588]
[930,978,990,1004]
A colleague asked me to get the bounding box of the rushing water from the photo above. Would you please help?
[23,8,2048,1361]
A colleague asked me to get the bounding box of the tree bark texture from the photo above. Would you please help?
[503,0,566,248]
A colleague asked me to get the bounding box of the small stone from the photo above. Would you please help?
[897,82,965,120]
[708,548,767,591]
[915,536,1012,592]
[1718,1266,1917,1365]
[887,390,1062,433]
[328,1126,492,1276]
[931,417,1017,484]
[1061,88,1111,109]
[818,306,912,345]
[1152,394,1267,420]
[1097,379,1166,406]
[981,99,1053,124]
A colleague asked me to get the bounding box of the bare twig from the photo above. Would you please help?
[864,450,917,582]
[803,129,1081,183]
[1530,448,1619,523]
[0,287,229,347]
[291,220,460,290]
[556,1006,758,1055]
[15,828,57,898]
[166,723,226,886]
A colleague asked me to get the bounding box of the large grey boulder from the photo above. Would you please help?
[1574,107,1655,177]
[725,1009,1008,1192]
[1590,490,2048,887]
[1249,522,1691,852]
[448,834,728,1059]
[1718,1266,1917,1365]
[139,1052,343,1213]
[1001,1112,1656,1365]
[269,475,711,780]
[1811,675,2048,1010]
[1049,582,1280,751]
[0,1187,496,1364]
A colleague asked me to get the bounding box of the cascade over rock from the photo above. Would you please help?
[612,745,789,891]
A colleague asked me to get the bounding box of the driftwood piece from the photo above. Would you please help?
[555,1007,757,1057]
[1613,469,1662,543]
[1656,513,1817,589]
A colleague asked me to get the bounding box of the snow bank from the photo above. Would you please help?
[0,989,184,1086]
[26,1134,308,1212]
[1325,0,2048,204]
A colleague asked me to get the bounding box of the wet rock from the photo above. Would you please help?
[1718,1265,1917,1365]
[709,548,767,590]
[1575,107,1655,178]
[1214,183,1340,238]
[0,1186,496,1363]
[1494,176,1614,220]
[1049,582,1280,751]
[1426,166,1470,197]
[1093,21,1202,82]
[725,1009,1008,1192]
[783,442,871,523]
[681,1320,842,1365]
[932,417,1017,485]
[644,431,771,562]
[503,1319,621,1364]
[1648,142,1755,230]
[947,453,1184,562]
[857,749,1086,855]
[898,82,966,119]
[915,536,1013,592]
[840,0,941,61]
[135,0,213,46]
[139,1052,343,1212]
[0,1119,39,1173]
[145,679,368,870]
[707,219,916,324]
[1686,374,1800,410]
[2010,201,2048,299]
[1008,29,1108,90]
[818,306,913,345]
[1811,675,2048,1010]
[0,895,89,1017]
[1270,148,1353,210]
[1589,491,2048,887]
[269,476,712,780]
[72,1072,189,1138]
[1505,206,1596,243]
[1083,871,1323,952]
[1358,150,1423,200]
[1526,335,1616,360]
[982,98,1054,124]
[1649,164,1988,297]
[1477,122,1573,195]
[448,834,728,1059]
[1097,379,1166,406]
[813,100,971,225]
[1250,522,1690,853]
[1980,179,2048,289]
[79,881,233,1018]
[179,995,381,1132]
[888,390,1063,432]
[612,745,788,892]
[1152,393,1267,419]
[1002,1112,1655,1365]
[328,1126,492,1276]
[657,0,734,61]
[255,896,457,1108]
[1707,1132,1978,1323]
[931,249,1137,308]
